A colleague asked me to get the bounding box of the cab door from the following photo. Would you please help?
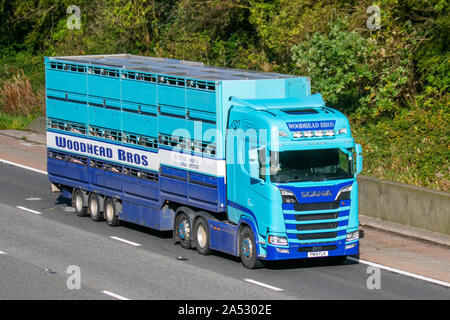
[225,107,244,223]
[226,107,263,224]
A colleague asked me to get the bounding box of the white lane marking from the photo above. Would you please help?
[25,197,42,201]
[109,236,142,247]
[348,257,450,288]
[244,279,284,292]
[16,206,42,215]
[20,142,38,147]
[0,158,47,175]
[101,290,130,300]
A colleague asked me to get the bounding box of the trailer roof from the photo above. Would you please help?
[50,54,296,81]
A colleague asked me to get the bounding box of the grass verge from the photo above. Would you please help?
[0,111,37,130]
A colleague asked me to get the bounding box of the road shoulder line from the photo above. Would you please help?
[0,158,47,175]
[348,257,450,288]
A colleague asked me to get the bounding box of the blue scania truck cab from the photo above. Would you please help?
[45,54,362,269]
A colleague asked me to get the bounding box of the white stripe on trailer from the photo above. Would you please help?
[47,131,226,177]
[47,131,160,172]
[159,148,225,177]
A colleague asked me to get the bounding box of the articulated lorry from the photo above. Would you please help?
[45,54,363,268]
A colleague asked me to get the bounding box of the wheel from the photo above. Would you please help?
[239,226,262,269]
[72,189,88,217]
[193,218,211,255]
[104,197,120,226]
[174,213,192,249]
[88,193,104,221]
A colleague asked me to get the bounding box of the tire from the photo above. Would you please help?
[193,218,211,255]
[88,193,104,221]
[104,197,120,226]
[239,226,262,269]
[72,189,88,217]
[174,213,192,249]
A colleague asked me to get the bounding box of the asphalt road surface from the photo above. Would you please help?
[0,162,448,300]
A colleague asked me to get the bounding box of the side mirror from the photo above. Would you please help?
[355,143,363,175]
[249,148,261,183]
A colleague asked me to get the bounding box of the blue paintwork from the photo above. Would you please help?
[208,220,238,256]
[224,84,361,259]
[45,55,362,262]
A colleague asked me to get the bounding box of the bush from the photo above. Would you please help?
[291,17,414,121]
[292,18,375,115]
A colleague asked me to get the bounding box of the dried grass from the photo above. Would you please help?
[0,70,42,116]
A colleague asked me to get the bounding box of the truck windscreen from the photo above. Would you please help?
[269,148,354,183]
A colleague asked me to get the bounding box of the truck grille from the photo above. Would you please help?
[283,194,350,244]
[295,212,339,221]
[296,231,337,240]
[296,222,338,231]
[294,201,339,211]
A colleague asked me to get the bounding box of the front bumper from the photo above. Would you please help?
[263,240,359,261]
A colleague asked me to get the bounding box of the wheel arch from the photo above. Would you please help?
[89,192,106,213]
[73,188,89,207]
[175,206,196,228]
[237,217,261,258]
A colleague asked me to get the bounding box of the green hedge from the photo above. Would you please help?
[0,0,448,190]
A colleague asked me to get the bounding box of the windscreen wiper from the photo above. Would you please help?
[314,176,353,181]
[281,177,315,183]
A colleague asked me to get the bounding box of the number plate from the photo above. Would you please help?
[307,251,329,258]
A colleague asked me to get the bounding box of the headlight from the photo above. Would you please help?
[280,189,298,203]
[336,184,352,200]
[338,128,347,135]
[268,235,288,246]
[346,231,359,242]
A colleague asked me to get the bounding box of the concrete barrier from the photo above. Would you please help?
[358,175,450,236]
[26,116,46,135]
